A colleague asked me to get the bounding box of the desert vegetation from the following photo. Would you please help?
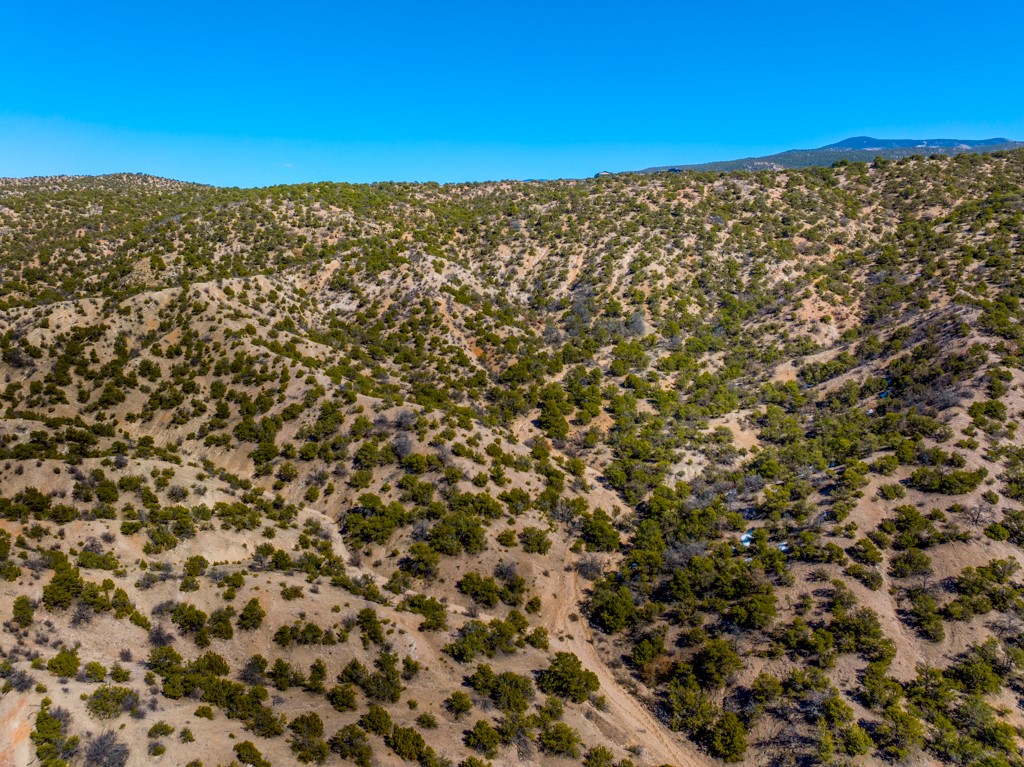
[2,151,1024,766]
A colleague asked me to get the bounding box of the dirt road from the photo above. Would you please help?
[541,566,711,767]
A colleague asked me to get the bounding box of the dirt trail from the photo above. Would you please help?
[316,492,703,764]
[542,568,711,767]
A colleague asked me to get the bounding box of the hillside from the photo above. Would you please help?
[634,137,1023,174]
[2,150,1024,767]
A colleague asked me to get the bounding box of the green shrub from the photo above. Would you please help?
[583,746,615,767]
[464,720,500,758]
[234,741,271,767]
[47,647,80,678]
[445,690,473,718]
[237,598,266,630]
[496,529,517,547]
[889,548,932,578]
[468,665,534,713]
[706,712,747,762]
[874,705,925,761]
[848,537,883,564]
[416,712,438,729]
[587,580,636,633]
[32,698,80,767]
[288,712,329,764]
[385,726,427,761]
[458,572,502,607]
[538,722,581,757]
[518,527,551,554]
[985,523,1010,541]
[147,721,174,738]
[208,606,235,640]
[359,705,393,736]
[878,483,906,500]
[401,594,448,631]
[692,639,743,690]
[330,725,372,767]
[86,685,139,719]
[327,684,357,712]
[109,664,131,682]
[909,466,987,495]
[838,723,873,756]
[845,564,883,590]
[12,595,34,627]
[84,661,107,682]
[580,510,620,551]
[42,567,84,611]
[536,652,599,702]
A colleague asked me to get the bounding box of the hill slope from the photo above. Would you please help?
[3,151,1024,767]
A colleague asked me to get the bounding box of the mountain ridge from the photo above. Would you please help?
[824,136,1011,150]
[629,136,1023,175]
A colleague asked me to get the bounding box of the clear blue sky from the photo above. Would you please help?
[3,1,1022,186]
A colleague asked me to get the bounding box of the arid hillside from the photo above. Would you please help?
[2,152,1024,767]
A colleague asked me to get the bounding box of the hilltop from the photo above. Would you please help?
[2,150,1024,767]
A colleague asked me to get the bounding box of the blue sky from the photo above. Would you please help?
[2,1,1022,186]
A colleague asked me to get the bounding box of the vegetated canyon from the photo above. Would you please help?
[2,149,1024,767]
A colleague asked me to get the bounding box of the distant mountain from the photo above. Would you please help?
[630,136,1023,175]
[825,136,1011,150]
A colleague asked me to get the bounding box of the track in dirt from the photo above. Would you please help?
[542,567,711,767]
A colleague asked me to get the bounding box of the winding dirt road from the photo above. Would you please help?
[318,505,710,766]
[542,567,711,767]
